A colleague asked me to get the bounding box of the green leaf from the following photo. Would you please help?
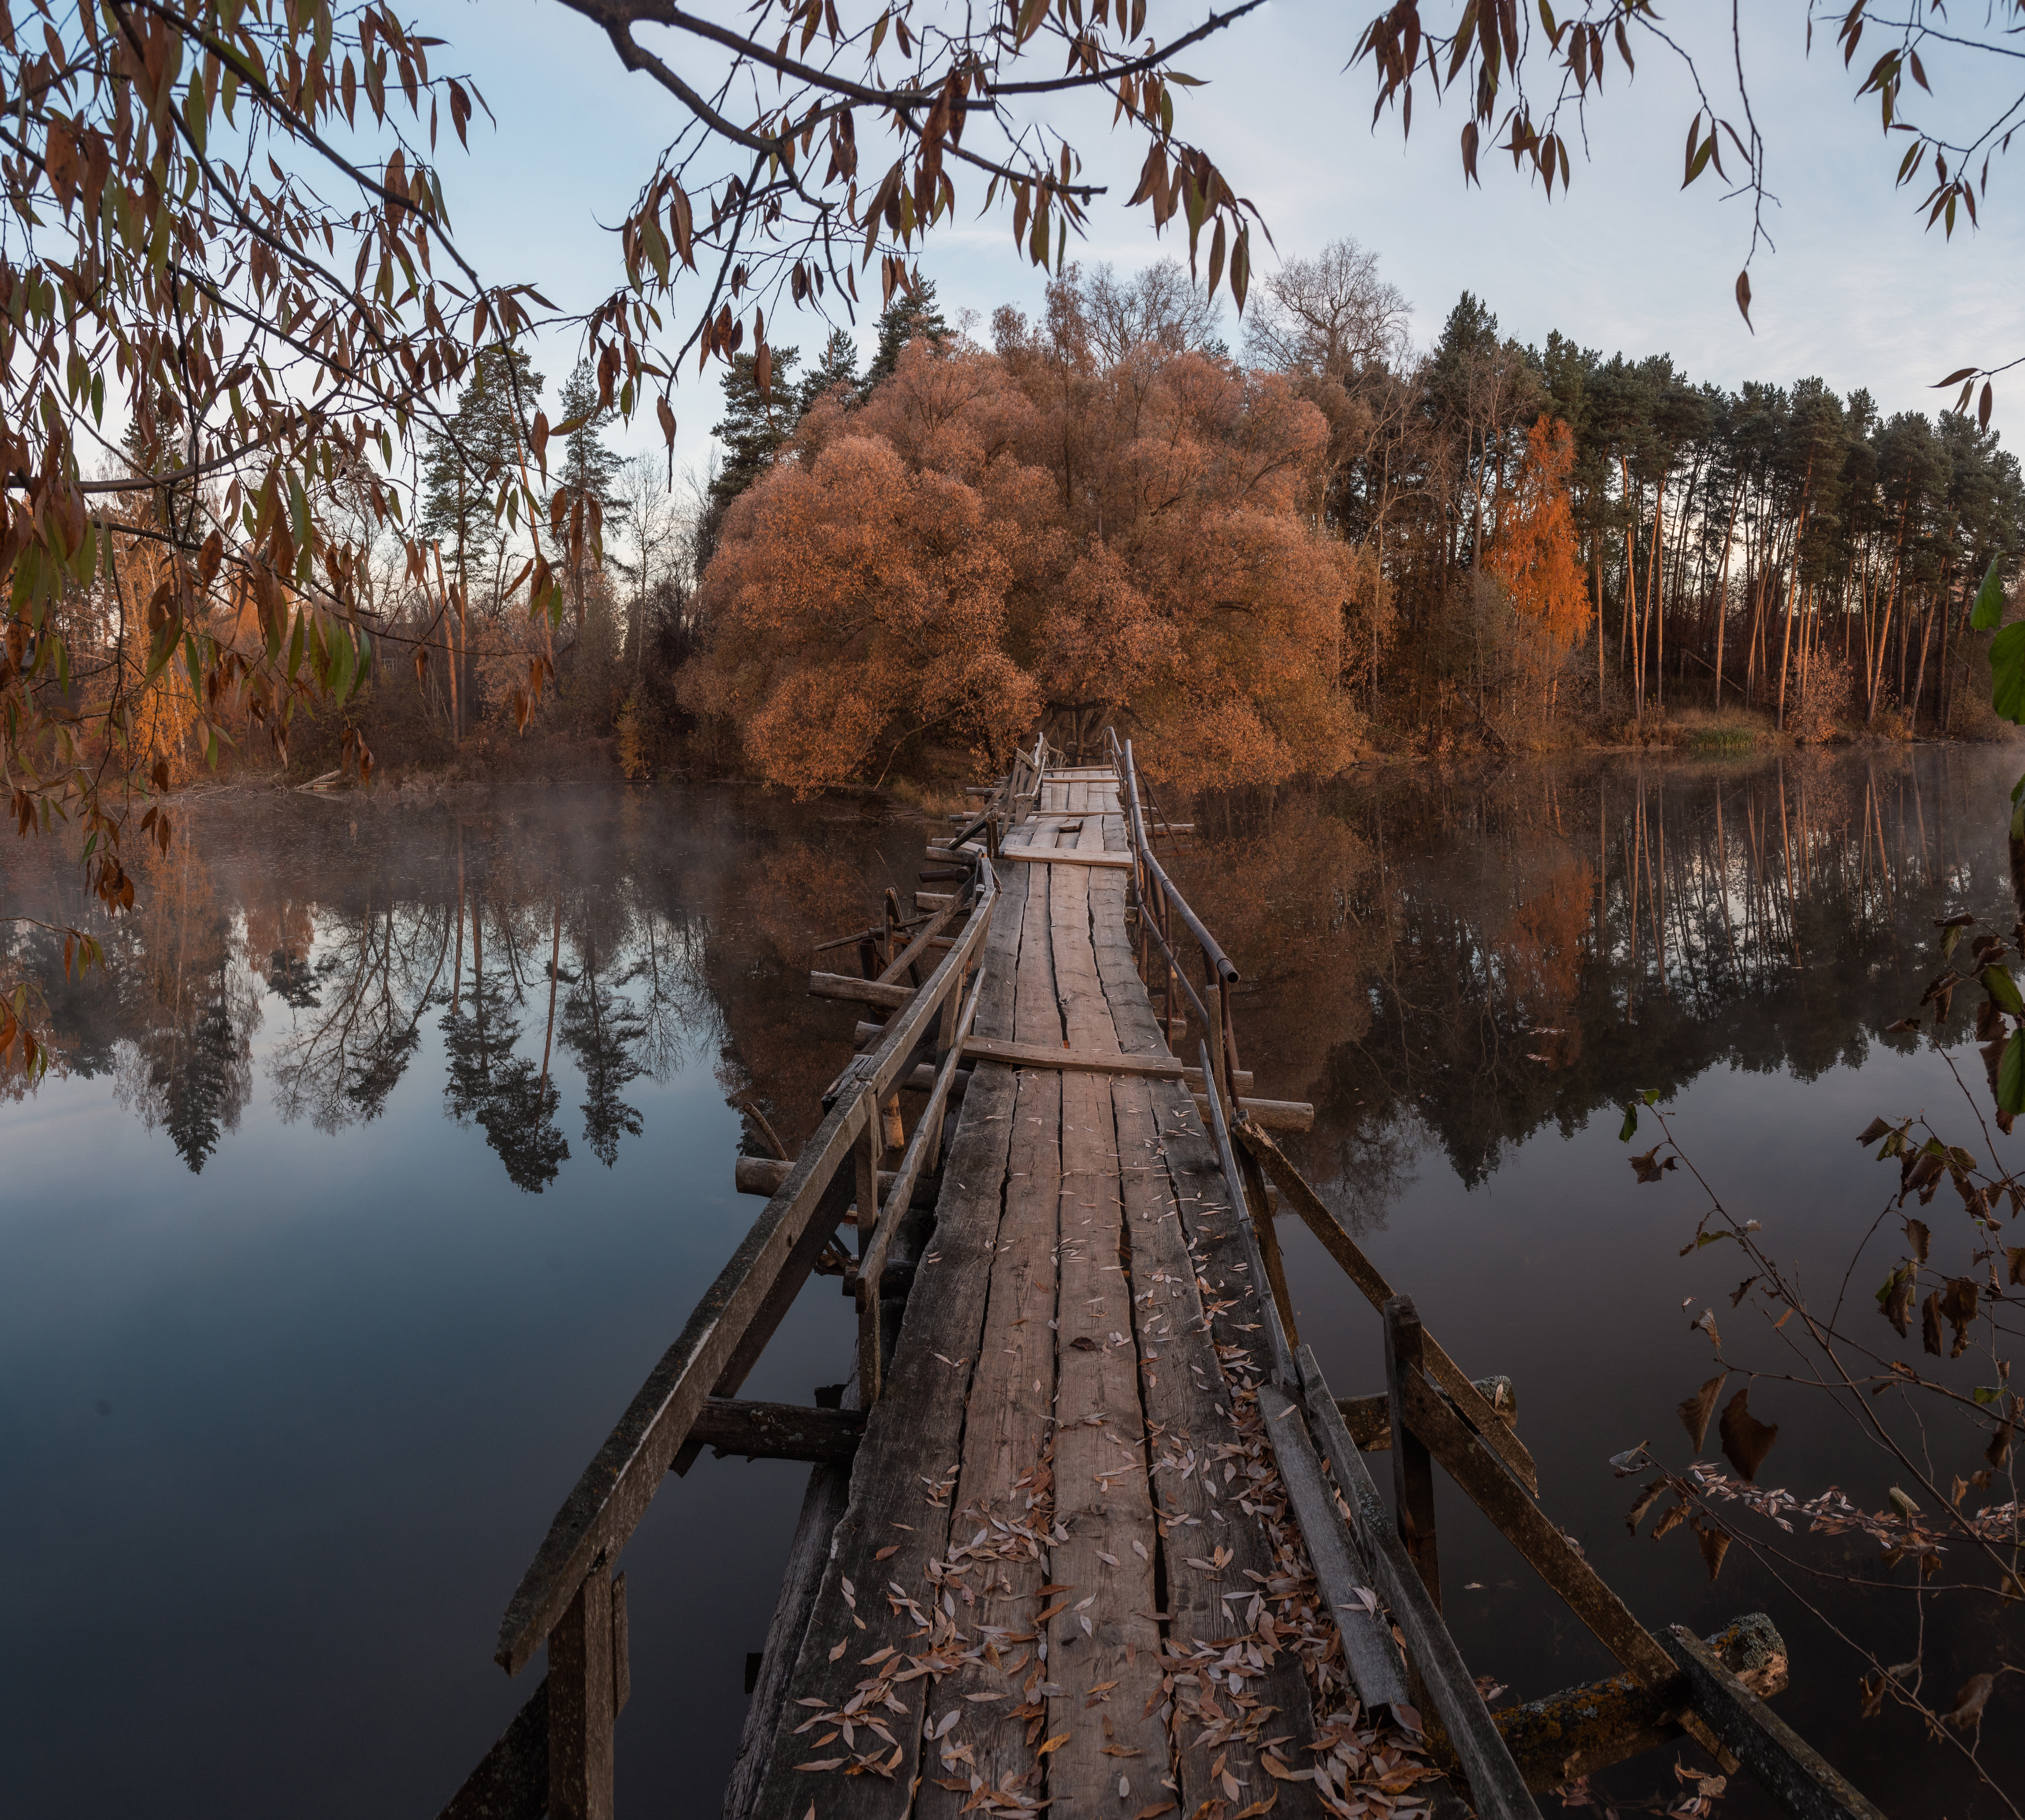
[1619,1103,1639,1143]
[2000,1030,2025,1116]
[1643,1087,1661,1106]
[1985,966,2025,1016]
[1989,620,2025,724]
[1972,552,2008,630]
[1974,1384,2005,1406]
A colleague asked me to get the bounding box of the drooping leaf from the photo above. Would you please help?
[1877,1261,1916,1338]
[1625,1476,1668,1536]
[1921,1289,1944,1357]
[2000,1030,2025,1116]
[1949,1673,1995,1730]
[1691,1514,1731,1580]
[1718,1387,1778,1482]
[1678,1373,1726,1450]
[1988,620,2025,725]
[1941,1277,1979,1357]
[1904,1218,1930,1265]
[1971,552,2008,631]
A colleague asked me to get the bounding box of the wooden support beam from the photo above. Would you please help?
[959,1034,1186,1079]
[1394,1357,1733,1771]
[1661,1626,1884,1819]
[1338,1375,1516,1451]
[1237,1121,1537,1494]
[681,1397,865,1465]
[1180,1063,1254,1094]
[915,891,957,910]
[1495,1614,1787,1795]
[1386,1299,1442,1611]
[1192,1092,1313,1132]
[723,1461,852,1820]
[1295,1346,1542,1819]
[808,970,912,1009]
[548,1563,618,1820]
[1256,1381,1411,1713]
[436,1678,548,1820]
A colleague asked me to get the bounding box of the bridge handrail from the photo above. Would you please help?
[490,852,997,1680]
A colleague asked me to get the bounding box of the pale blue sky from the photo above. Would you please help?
[410,1,2025,482]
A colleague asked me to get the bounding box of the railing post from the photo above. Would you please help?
[547,1557,619,1820]
[855,1086,885,1406]
[1232,1136,1297,1347]
[1385,1296,1441,1611]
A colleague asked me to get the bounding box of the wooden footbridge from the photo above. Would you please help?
[439,738,1883,1820]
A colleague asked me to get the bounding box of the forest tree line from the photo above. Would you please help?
[54,246,2025,802]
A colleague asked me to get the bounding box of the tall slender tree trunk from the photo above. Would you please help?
[1713,481,1742,706]
[540,895,564,1089]
[1647,474,1666,712]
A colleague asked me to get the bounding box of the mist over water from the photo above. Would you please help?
[3,751,2021,1814]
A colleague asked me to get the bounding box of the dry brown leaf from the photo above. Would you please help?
[1949,1672,1995,1729]
[1690,1515,1731,1581]
[1718,1387,1779,1482]
[1037,1733,1070,1755]
[1678,1374,1726,1450]
[1626,1476,1669,1537]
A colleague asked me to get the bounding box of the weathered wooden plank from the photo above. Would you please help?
[746,871,1030,1817]
[1235,1122,1538,1495]
[1494,1613,1787,1795]
[723,1461,852,1819]
[1191,1093,1313,1132]
[1659,1627,1885,1820]
[916,848,1063,1816]
[684,1398,865,1467]
[809,970,914,1008]
[960,1034,1185,1080]
[1256,1381,1412,1712]
[1086,822,1333,1812]
[548,1564,616,1820]
[1338,1376,1516,1452]
[1041,822,1167,1805]
[735,1155,894,1198]
[1004,846,1134,869]
[1294,1347,1542,1820]
[436,1678,547,1820]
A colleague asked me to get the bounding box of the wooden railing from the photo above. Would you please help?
[439,851,999,1820]
[1106,728,1244,1107]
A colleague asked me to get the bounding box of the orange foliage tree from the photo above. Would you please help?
[1486,415,1588,649]
[686,281,1388,795]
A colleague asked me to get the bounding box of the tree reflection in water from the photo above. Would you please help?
[1170,750,2016,1222]
[0,786,915,1191]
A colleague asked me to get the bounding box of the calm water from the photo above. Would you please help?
[3,755,2020,1815]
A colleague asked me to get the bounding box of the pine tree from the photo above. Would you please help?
[420,346,543,600]
[797,327,860,411]
[701,345,804,559]
[861,279,949,395]
[553,359,625,625]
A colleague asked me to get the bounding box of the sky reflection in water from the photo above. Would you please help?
[3,752,2022,1815]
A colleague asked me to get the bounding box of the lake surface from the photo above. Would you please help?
[3,753,2021,1816]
